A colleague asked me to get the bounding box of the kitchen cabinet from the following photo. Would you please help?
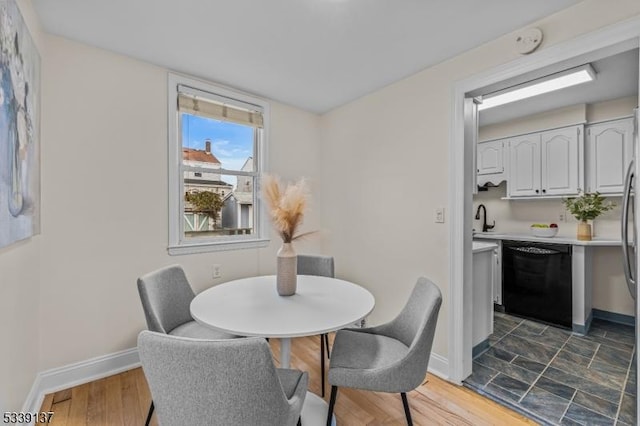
[492,242,502,305]
[585,117,634,194]
[508,133,540,196]
[508,125,583,198]
[477,139,507,187]
[474,232,624,334]
[472,241,497,350]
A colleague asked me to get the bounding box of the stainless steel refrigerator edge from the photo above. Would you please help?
[622,107,639,412]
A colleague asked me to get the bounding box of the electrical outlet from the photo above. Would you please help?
[435,207,445,223]
[212,264,222,279]
[559,212,565,222]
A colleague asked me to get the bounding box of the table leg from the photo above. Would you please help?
[280,337,291,368]
[278,337,336,425]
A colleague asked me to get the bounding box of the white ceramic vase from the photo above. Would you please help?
[277,242,297,296]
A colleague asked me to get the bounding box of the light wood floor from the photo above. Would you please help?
[40,335,537,425]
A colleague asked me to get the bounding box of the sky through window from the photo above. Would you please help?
[181,113,254,173]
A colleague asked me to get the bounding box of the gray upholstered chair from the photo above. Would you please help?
[137,264,237,425]
[297,254,335,397]
[138,331,308,426]
[325,277,442,426]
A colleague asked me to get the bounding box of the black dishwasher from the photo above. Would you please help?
[502,240,572,328]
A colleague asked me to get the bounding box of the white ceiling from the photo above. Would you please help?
[479,48,639,126]
[32,0,582,113]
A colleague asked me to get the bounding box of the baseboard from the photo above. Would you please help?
[472,339,490,358]
[572,310,593,336]
[427,352,449,380]
[22,347,140,421]
[592,308,636,327]
[21,375,43,421]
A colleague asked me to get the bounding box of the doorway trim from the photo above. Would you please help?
[449,16,640,384]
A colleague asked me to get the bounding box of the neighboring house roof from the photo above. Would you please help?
[233,192,253,204]
[240,157,253,171]
[184,179,232,187]
[183,147,221,164]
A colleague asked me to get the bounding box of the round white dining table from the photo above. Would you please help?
[190,274,375,426]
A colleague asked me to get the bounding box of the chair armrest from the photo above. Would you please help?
[289,371,308,403]
[342,322,396,339]
[287,372,308,424]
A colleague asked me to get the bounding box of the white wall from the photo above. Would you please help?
[320,0,640,360]
[38,35,322,371]
[480,96,636,142]
[0,0,44,412]
[479,103,587,142]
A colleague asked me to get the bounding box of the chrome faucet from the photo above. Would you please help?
[475,204,495,233]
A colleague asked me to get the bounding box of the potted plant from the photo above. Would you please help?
[562,191,615,241]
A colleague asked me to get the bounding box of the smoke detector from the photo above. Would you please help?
[515,28,543,55]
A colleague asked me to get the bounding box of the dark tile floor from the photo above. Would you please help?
[464,312,636,425]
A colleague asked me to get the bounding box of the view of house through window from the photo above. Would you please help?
[181,112,256,239]
[168,78,268,253]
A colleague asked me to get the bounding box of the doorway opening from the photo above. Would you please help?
[449,20,640,423]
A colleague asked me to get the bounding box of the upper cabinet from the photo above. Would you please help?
[585,117,634,194]
[508,134,541,196]
[477,139,506,186]
[507,125,583,198]
[477,139,505,175]
[540,126,583,196]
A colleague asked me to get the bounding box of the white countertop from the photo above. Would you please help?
[473,232,623,246]
[472,241,498,253]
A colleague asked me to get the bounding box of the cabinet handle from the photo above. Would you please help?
[542,189,546,193]
[535,189,539,193]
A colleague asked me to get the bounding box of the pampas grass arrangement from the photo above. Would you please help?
[262,175,315,243]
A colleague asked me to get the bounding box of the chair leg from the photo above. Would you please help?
[401,392,413,426]
[145,401,154,426]
[324,333,330,358]
[297,416,302,426]
[320,335,326,397]
[326,386,338,426]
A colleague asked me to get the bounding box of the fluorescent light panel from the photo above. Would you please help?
[478,64,596,111]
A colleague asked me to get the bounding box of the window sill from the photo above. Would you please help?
[168,238,270,255]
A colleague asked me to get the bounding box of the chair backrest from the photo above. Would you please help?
[138,331,303,426]
[297,254,335,277]
[137,265,196,334]
[384,277,442,388]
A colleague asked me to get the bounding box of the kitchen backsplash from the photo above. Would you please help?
[473,182,624,239]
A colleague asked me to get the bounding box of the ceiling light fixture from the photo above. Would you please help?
[478,64,596,111]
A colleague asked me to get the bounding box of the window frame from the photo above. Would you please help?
[167,73,270,255]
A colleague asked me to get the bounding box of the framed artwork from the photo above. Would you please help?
[0,0,40,249]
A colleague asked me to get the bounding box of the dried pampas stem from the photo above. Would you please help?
[262,175,315,243]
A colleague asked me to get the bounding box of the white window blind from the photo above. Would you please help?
[178,91,264,128]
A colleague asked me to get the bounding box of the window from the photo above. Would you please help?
[168,74,269,254]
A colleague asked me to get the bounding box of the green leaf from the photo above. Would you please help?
[562,191,615,222]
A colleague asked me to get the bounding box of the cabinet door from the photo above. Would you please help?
[586,118,634,194]
[477,139,504,175]
[540,125,582,196]
[493,245,502,306]
[508,134,540,197]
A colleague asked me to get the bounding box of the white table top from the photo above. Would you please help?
[191,275,376,338]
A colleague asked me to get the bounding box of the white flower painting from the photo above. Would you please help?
[0,0,40,249]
